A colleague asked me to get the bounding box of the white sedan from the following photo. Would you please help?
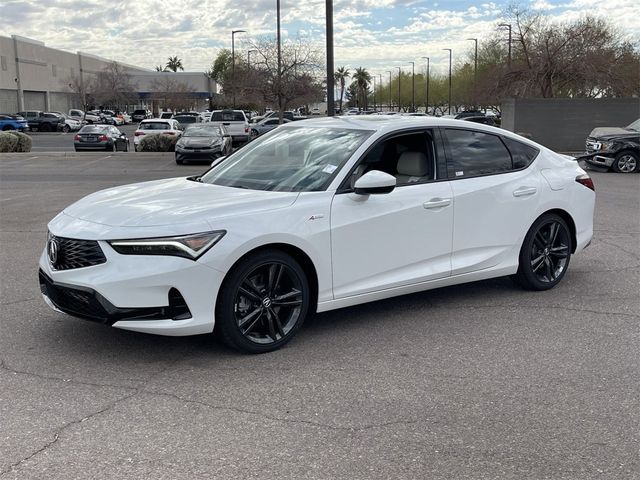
[39,117,595,353]
[133,119,182,150]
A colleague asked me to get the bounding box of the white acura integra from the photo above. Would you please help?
[40,117,595,353]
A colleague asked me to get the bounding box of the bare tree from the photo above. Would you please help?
[66,73,97,120]
[149,76,197,112]
[93,63,138,110]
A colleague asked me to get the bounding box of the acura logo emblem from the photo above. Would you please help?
[48,237,59,265]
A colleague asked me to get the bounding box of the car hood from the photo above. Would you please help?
[63,177,299,227]
[588,127,637,138]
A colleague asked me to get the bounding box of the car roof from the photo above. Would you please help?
[280,116,544,149]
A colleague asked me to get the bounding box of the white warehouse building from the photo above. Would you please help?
[0,35,217,113]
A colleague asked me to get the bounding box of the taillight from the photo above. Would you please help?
[74,134,80,141]
[575,174,595,191]
[98,134,108,141]
[245,127,249,133]
[134,131,145,136]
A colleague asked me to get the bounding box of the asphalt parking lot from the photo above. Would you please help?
[0,154,639,479]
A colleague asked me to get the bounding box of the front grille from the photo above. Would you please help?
[585,138,601,153]
[49,235,106,270]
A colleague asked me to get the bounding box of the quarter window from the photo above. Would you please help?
[445,129,512,178]
[502,137,539,169]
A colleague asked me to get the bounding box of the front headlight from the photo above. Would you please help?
[108,231,226,260]
[600,141,616,151]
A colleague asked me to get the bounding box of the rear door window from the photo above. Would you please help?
[502,137,539,169]
[444,128,513,178]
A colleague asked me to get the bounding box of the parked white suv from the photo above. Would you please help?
[133,119,183,150]
[208,110,249,145]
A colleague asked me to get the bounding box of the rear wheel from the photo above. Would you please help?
[62,124,70,133]
[512,213,572,291]
[216,250,310,353]
[612,151,639,173]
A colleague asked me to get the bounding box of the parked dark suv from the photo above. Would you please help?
[583,119,640,173]
[132,109,150,122]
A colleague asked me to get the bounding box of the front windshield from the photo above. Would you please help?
[201,126,372,192]
[184,125,221,137]
[626,119,640,132]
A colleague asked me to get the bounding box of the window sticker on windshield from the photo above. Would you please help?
[455,171,464,177]
[322,164,338,174]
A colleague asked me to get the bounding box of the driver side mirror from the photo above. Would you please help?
[353,170,396,195]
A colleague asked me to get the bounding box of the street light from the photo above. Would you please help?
[421,56,429,114]
[408,61,415,112]
[443,48,452,115]
[372,76,376,112]
[395,66,401,112]
[467,38,478,78]
[498,23,512,67]
[276,0,283,121]
[326,0,335,116]
[231,29,246,108]
[247,49,258,69]
[386,71,392,112]
[378,73,382,111]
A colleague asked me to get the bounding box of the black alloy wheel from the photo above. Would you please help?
[512,213,572,290]
[217,250,309,353]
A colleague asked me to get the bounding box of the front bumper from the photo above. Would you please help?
[39,241,226,336]
[584,153,615,168]
[175,146,224,161]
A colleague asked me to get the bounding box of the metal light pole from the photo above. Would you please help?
[372,76,376,112]
[421,56,429,114]
[467,38,478,79]
[231,29,246,108]
[395,66,401,112]
[408,61,415,112]
[276,0,283,122]
[326,0,335,116]
[386,71,392,111]
[378,73,382,111]
[499,23,512,67]
[443,48,452,115]
[247,49,258,69]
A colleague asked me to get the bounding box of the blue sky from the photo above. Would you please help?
[1,0,638,76]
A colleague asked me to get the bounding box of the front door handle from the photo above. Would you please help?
[423,198,452,209]
[513,187,537,197]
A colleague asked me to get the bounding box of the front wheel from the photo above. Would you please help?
[62,124,70,133]
[216,250,310,353]
[512,214,572,291]
[612,151,639,173]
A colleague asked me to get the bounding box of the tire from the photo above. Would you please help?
[175,157,184,165]
[62,124,70,133]
[109,142,116,152]
[2,125,15,131]
[216,249,310,353]
[39,124,50,132]
[512,213,572,291]
[612,150,639,173]
[124,142,129,152]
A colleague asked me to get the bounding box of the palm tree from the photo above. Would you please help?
[165,56,184,72]
[154,65,166,72]
[334,66,350,114]
[352,67,371,111]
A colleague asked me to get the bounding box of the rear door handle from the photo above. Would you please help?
[513,187,537,197]
[423,198,452,209]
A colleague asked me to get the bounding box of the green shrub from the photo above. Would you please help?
[0,132,19,152]
[138,133,177,152]
[8,131,32,152]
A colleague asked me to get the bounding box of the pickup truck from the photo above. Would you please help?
[208,110,250,145]
[16,111,65,132]
[583,118,640,173]
[68,109,101,124]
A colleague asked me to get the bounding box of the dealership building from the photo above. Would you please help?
[0,35,217,114]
